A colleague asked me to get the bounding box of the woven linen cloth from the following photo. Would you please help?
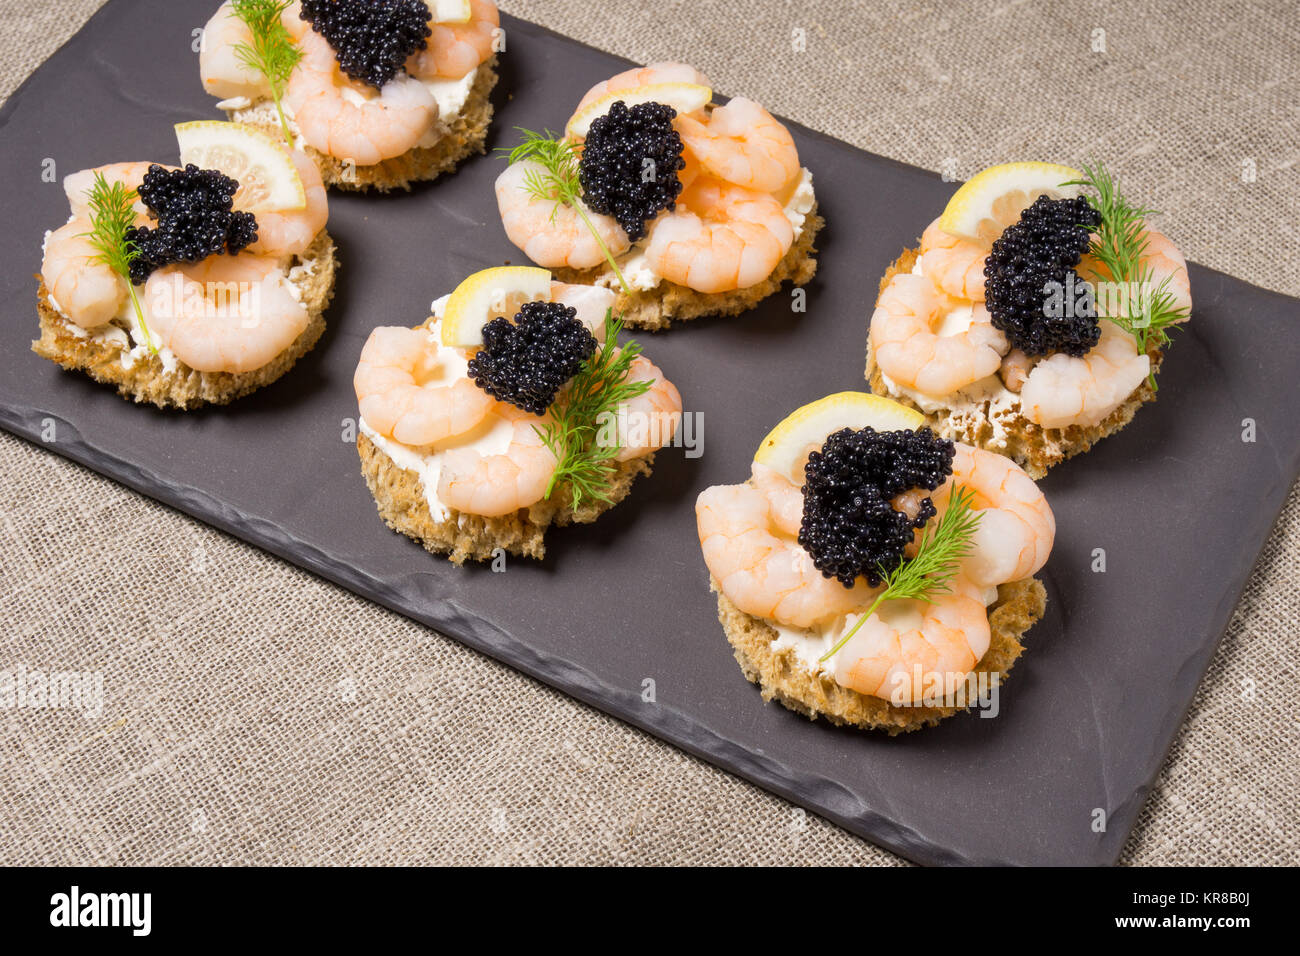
[1,0,1296,865]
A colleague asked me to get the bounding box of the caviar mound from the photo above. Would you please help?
[467,301,597,415]
[984,195,1103,357]
[798,427,955,588]
[125,164,257,284]
[299,0,431,90]
[578,100,686,242]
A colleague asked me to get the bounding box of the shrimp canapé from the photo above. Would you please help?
[493,62,821,326]
[696,393,1053,731]
[354,267,682,563]
[200,0,502,189]
[34,121,335,407]
[868,161,1192,476]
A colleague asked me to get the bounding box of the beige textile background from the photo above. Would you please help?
[1,0,1297,865]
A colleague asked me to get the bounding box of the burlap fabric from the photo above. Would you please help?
[1,0,1296,865]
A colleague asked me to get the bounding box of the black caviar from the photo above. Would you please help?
[125,164,257,284]
[798,427,954,588]
[299,0,431,89]
[578,100,686,241]
[983,194,1103,357]
[467,301,597,415]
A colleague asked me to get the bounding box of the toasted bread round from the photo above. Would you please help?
[358,432,653,564]
[716,575,1047,734]
[227,58,498,193]
[32,230,336,410]
[865,246,1163,479]
[553,206,823,331]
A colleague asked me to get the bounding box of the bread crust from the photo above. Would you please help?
[553,207,823,331]
[31,229,337,410]
[865,246,1163,479]
[357,432,653,564]
[228,58,498,192]
[716,575,1047,734]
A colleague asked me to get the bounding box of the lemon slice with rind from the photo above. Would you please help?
[428,0,472,23]
[938,162,1083,246]
[566,82,712,139]
[440,266,553,347]
[175,121,306,213]
[754,392,926,484]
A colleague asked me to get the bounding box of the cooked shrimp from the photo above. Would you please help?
[200,0,272,100]
[573,62,713,113]
[918,217,987,302]
[696,468,880,629]
[495,160,630,270]
[999,349,1034,392]
[834,575,991,703]
[551,281,614,340]
[1018,320,1150,429]
[280,0,310,40]
[286,29,437,165]
[871,274,1008,394]
[407,0,498,80]
[642,176,793,293]
[936,443,1054,587]
[748,461,803,536]
[676,97,799,194]
[437,405,558,516]
[245,149,329,257]
[42,219,126,330]
[609,355,683,461]
[354,325,495,446]
[143,254,308,373]
[63,162,157,223]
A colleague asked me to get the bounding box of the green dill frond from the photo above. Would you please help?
[874,485,980,603]
[1064,161,1190,388]
[79,172,156,353]
[505,129,581,203]
[230,0,302,143]
[82,174,139,277]
[534,310,653,511]
[820,484,982,664]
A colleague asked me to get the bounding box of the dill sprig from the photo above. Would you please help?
[79,172,155,353]
[535,310,653,510]
[230,0,302,144]
[819,485,982,664]
[1064,161,1189,389]
[502,128,633,296]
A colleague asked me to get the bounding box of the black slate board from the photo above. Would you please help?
[3,0,1298,866]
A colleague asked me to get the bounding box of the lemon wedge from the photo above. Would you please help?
[566,82,712,139]
[175,121,306,213]
[440,266,553,347]
[938,162,1083,245]
[427,0,472,23]
[754,392,925,484]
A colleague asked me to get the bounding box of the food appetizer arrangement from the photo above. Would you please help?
[34,121,334,408]
[28,1,1203,735]
[696,392,1054,733]
[867,161,1192,477]
[201,0,500,191]
[354,266,682,563]
[495,62,822,329]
